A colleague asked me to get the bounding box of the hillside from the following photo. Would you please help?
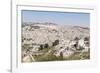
[21,22,90,62]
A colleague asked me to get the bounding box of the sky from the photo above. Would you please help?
[22,10,90,27]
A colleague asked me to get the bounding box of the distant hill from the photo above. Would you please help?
[22,22,58,27]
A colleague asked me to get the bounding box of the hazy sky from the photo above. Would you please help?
[22,10,90,27]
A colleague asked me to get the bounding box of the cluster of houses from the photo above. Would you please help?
[53,37,89,59]
[22,23,90,62]
[22,36,89,62]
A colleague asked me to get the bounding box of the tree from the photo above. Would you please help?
[74,37,79,41]
[84,37,89,41]
[39,44,44,50]
[59,52,63,60]
[52,39,59,46]
[44,43,49,49]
